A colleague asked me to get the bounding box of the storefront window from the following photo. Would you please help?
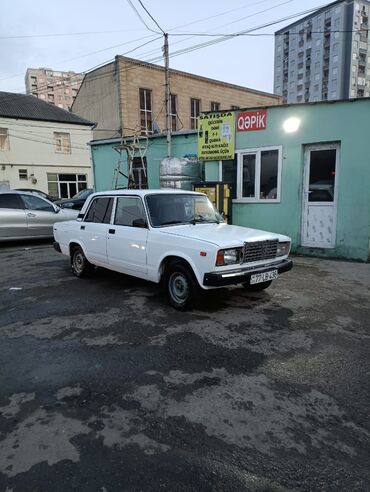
[260,150,279,199]
[242,154,256,198]
[237,147,282,202]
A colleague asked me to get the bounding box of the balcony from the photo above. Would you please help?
[359,56,366,65]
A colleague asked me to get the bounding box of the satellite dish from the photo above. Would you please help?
[152,120,161,134]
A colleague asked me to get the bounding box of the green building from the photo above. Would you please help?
[90,98,370,262]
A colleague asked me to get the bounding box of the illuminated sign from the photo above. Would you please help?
[237,110,267,132]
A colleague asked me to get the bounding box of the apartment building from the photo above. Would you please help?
[25,68,84,110]
[71,55,280,139]
[274,0,370,103]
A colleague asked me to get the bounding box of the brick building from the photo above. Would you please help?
[25,68,84,110]
[71,55,280,139]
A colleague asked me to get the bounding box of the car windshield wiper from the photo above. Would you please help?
[161,220,187,226]
[189,215,220,224]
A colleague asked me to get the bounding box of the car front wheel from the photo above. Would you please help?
[71,246,93,278]
[165,261,199,311]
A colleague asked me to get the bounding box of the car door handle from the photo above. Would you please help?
[27,213,36,217]
[109,229,115,234]
[80,225,85,230]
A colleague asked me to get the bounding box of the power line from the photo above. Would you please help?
[1,35,162,101]
[0,0,290,89]
[0,29,146,40]
[167,28,370,37]
[2,1,331,105]
[128,0,294,63]
[69,1,307,88]
[0,32,158,83]
[125,0,160,34]
[8,131,89,151]
[168,0,284,33]
[136,0,165,34]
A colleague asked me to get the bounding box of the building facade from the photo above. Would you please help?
[90,98,370,261]
[25,68,84,110]
[0,92,94,198]
[72,55,281,140]
[274,0,370,103]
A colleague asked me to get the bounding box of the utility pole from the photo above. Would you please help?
[163,33,171,158]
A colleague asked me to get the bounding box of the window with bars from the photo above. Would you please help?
[190,98,200,129]
[210,101,220,111]
[170,94,177,131]
[54,132,71,153]
[18,169,28,180]
[139,88,152,134]
[0,128,10,150]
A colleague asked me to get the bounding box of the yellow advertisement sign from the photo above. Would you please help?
[197,112,235,161]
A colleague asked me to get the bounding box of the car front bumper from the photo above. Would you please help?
[203,259,293,287]
[53,241,61,253]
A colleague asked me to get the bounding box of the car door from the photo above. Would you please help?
[20,194,58,237]
[0,193,28,239]
[107,196,148,275]
[80,196,113,265]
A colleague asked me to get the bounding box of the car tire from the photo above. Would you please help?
[165,261,200,311]
[71,246,93,278]
[242,280,272,292]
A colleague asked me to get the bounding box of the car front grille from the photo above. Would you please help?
[243,240,278,263]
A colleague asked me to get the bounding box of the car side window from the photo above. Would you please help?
[0,194,24,209]
[85,197,113,223]
[114,197,146,227]
[21,194,54,212]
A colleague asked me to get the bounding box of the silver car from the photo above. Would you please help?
[0,191,78,241]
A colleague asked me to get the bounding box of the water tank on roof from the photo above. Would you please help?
[160,157,201,191]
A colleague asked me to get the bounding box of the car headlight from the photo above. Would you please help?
[276,241,290,257]
[216,248,243,266]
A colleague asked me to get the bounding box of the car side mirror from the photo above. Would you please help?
[54,205,60,213]
[132,218,147,228]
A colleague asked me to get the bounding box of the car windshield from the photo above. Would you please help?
[72,189,92,200]
[146,193,223,227]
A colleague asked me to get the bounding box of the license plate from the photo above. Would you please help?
[250,270,278,285]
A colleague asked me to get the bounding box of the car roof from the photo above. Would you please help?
[0,190,53,201]
[89,189,205,197]
[0,190,35,195]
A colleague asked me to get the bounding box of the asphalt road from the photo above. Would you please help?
[0,241,369,491]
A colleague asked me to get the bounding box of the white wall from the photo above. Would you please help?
[0,117,93,196]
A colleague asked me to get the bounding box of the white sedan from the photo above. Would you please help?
[53,189,293,310]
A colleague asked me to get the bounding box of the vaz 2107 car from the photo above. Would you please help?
[53,190,293,310]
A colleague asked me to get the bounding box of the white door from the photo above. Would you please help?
[81,196,114,265]
[107,196,148,275]
[301,144,339,248]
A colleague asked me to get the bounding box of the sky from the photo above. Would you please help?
[0,0,328,95]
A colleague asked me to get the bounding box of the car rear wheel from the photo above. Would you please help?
[242,280,272,292]
[71,246,93,278]
[165,261,200,311]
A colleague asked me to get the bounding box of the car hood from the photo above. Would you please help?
[55,199,77,205]
[56,208,79,220]
[158,223,290,248]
